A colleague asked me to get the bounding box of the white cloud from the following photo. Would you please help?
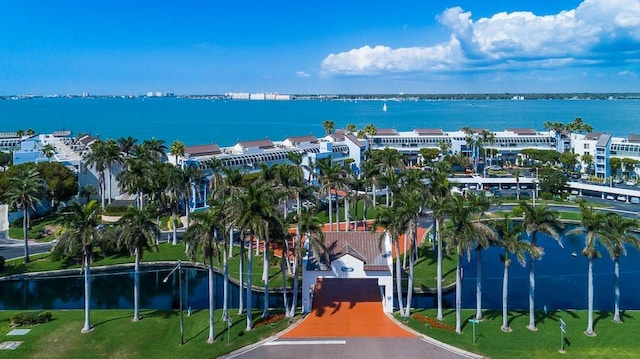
[296,71,310,78]
[322,0,640,76]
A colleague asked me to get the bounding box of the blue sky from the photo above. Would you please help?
[1,0,639,95]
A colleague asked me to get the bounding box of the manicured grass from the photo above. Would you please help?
[0,309,290,359]
[8,214,62,243]
[401,243,458,291]
[401,308,640,358]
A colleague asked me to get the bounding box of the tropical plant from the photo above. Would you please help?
[40,143,56,161]
[291,208,325,317]
[322,120,335,135]
[117,206,159,322]
[599,213,640,323]
[5,167,45,263]
[493,213,537,332]
[169,140,185,166]
[53,200,102,333]
[519,202,564,331]
[183,205,223,343]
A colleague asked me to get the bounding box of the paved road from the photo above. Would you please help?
[0,238,53,261]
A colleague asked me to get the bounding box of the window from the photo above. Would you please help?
[584,143,590,149]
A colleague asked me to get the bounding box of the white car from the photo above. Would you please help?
[606,194,615,200]
[626,180,636,186]
[617,195,627,202]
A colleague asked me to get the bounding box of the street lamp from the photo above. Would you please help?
[163,260,184,345]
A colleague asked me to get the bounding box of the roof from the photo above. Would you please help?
[375,128,397,136]
[628,134,640,143]
[414,128,443,136]
[184,144,221,156]
[596,133,611,147]
[344,133,364,147]
[236,139,274,149]
[52,130,72,137]
[584,132,603,140]
[286,135,318,144]
[0,132,18,139]
[505,128,537,135]
[317,231,389,271]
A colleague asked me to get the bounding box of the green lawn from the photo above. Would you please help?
[8,214,62,243]
[0,309,290,359]
[402,308,640,358]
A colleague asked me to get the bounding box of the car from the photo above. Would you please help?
[626,180,636,186]
[468,184,477,190]
[613,178,623,184]
[606,194,615,200]
[571,173,580,179]
[617,195,627,202]
[631,197,640,204]
[581,174,589,180]
[510,185,518,190]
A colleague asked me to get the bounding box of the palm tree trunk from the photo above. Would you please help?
[262,232,270,319]
[100,174,106,209]
[207,262,215,343]
[229,227,234,258]
[281,252,289,317]
[345,198,350,231]
[372,184,377,208]
[386,186,390,206]
[613,258,621,322]
[22,209,30,263]
[82,252,92,333]
[585,257,595,335]
[290,251,299,317]
[222,238,228,321]
[335,199,340,231]
[455,255,462,334]
[527,259,536,331]
[501,257,510,331]
[184,197,190,230]
[362,201,367,231]
[404,234,415,318]
[133,248,141,321]
[328,195,333,230]
[436,220,444,321]
[475,248,483,320]
[246,233,254,331]
[394,240,404,315]
[107,166,113,205]
[237,238,245,315]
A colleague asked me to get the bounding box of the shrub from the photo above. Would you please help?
[10,311,53,326]
[254,313,285,328]
[103,205,131,215]
[410,313,456,332]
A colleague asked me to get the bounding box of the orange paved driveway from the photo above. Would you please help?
[282,278,415,338]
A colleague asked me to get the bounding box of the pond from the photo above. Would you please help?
[0,266,285,311]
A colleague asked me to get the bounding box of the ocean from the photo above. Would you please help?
[2,97,640,146]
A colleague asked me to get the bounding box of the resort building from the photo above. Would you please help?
[301,231,393,313]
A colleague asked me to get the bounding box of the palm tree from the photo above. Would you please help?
[5,167,45,263]
[142,137,168,162]
[231,183,278,330]
[566,202,606,336]
[470,192,495,321]
[40,143,56,161]
[117,206,159,322]
[290,209,325,317]
[444,193,495,334]
[53,200,102,333]
[117,156,152,210]
[322,120,335,135]
[84,139,108,208]
[599,213,640,323]
[79,184,98,204]
[117,136,138,157]
[493,213,537,332]
[426,163,452,320]
[170,140,186,166]
[514,170,521,200]
[183,206,223,343]
[520,202,564,331]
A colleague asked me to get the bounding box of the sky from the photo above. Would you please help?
[1,0,639,95]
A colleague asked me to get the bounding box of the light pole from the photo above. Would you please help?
[163,260,184,345]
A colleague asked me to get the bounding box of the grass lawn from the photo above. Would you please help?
[402,308,640,358]
[0,309,290,359]
[8,214,62,243]
[403,244,457,291]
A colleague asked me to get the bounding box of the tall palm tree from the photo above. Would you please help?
[469,192,494,321]
[117,206,159,322]
[170,140,186,166]
[493,213,537,332]
[104,139,122,205]
[164,165,185,245]
[566,202,606,336]
[444,193,495,334]
[322,120,335,135]
[290,208,325,317]
[183,206,223,343]
[426,163,452,320]
[117,155,152,209]
[117,136,138,157]
[5,167,45,263]
[142,137,168,162]
[84,139,108,208]
[231,183,278,329]
[599,213,640,323]
[53,200,102,333]
[520,202,564,331]
[40,143,56,161]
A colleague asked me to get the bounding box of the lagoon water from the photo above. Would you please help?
[2,98,640,146]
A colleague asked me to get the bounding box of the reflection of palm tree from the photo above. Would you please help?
[599,213,640,323]
[6,167,45,263]
[493,213,536,332]
[54,200,102,333]
[183,205,222,343]
[520,202,563,331]
[117,206,159,322]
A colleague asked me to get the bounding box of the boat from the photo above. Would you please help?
[571,252,578,257]
[382,102,387,112]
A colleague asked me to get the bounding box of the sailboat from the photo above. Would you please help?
[382,102,387,112]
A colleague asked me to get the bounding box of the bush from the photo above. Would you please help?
[10,311,53,326]
[103,205,131,215]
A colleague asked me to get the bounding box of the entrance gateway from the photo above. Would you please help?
[301,231,394,313]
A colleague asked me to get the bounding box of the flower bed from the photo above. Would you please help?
[410,313,456,332]
[254,313,285,328]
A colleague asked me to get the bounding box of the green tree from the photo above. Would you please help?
[292,209,325,317]
[322,120,335,135]
[0,151,12,168]
[581,153,594,175]
[53,200,102,333]
[40,143,56,161]
[609,157,622,178]
[36,161,79,209]
[559,151,579,172]
[599,213,640,323]
[419,148,440,165]
[493,213,537,332]
[117,206,159,322]
[346,123,356,134]
[444,194,495,334]
[170,140,186,165]
[117,136,138,157]
[183,206,223,343]
[538,166,567,195]
[84,139,108,208]
[520,202,564,331]
[5,167,45,263]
